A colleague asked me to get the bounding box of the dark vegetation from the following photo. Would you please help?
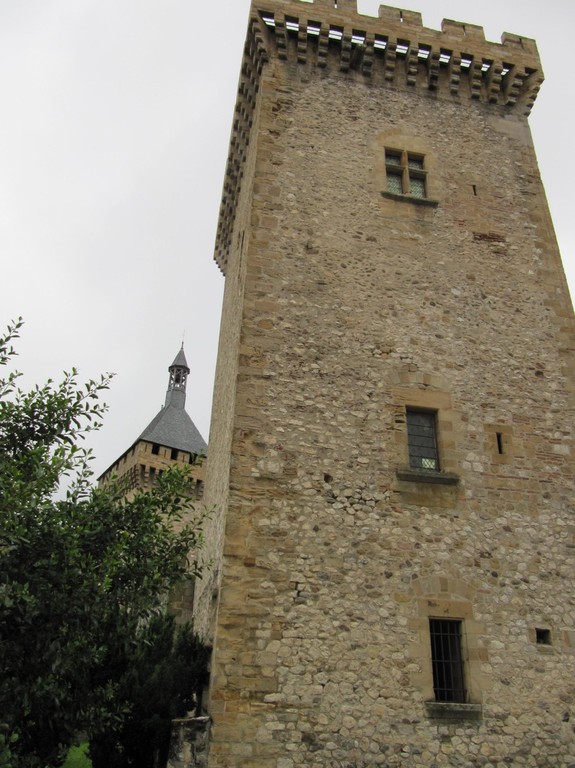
[0,320,209,768]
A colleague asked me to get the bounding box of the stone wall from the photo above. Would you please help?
[201,1,575,766]
[192,35,267,641]
[99,439,206,624]
[98,439,205,503]
[168,717,210,768]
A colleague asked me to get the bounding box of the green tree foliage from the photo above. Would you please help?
[61,744,91,768]
[0,320,208,768]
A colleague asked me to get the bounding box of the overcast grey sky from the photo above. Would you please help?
[1,0,573,480]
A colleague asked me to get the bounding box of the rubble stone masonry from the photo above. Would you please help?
[196,1,575,765]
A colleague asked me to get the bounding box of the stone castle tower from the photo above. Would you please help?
[98,346,207,502]
[194,1,575,765]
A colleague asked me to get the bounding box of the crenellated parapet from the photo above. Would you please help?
[260,0,543,106]
[214,0,544,272]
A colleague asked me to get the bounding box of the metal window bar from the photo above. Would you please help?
[429,619,466,703]
[406,410,439,470]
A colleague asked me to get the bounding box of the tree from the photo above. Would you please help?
[0,320,207,768]
[89,614,210,768]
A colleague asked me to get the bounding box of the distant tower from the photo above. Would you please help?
[98,346,207,501]
[196,1,575,766]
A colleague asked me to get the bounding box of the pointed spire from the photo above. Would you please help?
[170,344,189,372]
[166,345,190,408]
[135,343,207,456]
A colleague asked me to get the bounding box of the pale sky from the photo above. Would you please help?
[1,0,573,480]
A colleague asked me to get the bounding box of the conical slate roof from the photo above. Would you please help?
[170,346,190,371]
[97,345,207,483]
[138,405,207,455]
[138,345,207,455]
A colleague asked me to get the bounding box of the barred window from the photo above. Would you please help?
[429,619,466,703]
[385,149,427,197]
[406,409,439,471]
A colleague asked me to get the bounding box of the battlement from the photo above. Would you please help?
[264,0,541,55]
[214,1,544,271]
[256,0,542,98]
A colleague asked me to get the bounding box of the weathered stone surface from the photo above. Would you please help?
[168,717,210,768]
[194,1,575,766]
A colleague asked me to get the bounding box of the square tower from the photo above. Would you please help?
[197,2,575,765]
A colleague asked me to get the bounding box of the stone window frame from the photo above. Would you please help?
[406,578,488,721]
[393,388,459,485]
[529,626,557,655]
[423,603,483,718]
[374,131,440,207]
[385,147,427,199]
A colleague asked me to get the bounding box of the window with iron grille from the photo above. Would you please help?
[429,619,466,703]
[385,149,427,198]
[406,409,439,471]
